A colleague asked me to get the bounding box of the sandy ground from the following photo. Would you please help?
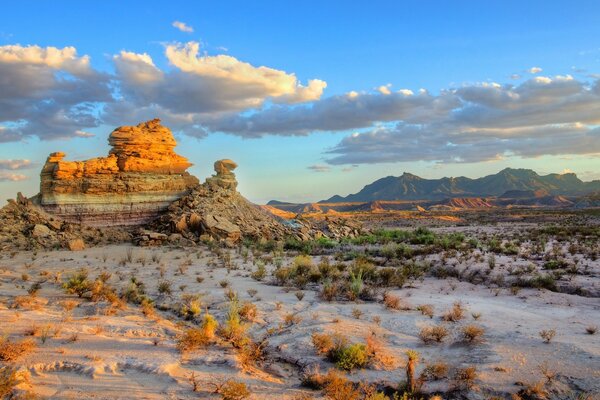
[1,244,599,399]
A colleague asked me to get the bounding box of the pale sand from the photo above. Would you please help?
[1,244,598,399]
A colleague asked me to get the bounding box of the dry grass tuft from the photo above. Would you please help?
[539,329,556,343]
[442,302,465,322]
[177,327,210,353]
[461,324,485,343]
[0,337,36,361]
[417,304,434,318]
[419,325,449,344]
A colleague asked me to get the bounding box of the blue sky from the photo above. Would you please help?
[1,1,600,203]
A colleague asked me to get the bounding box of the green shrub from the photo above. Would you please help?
[333,343,369,371]
[62,270,91,298]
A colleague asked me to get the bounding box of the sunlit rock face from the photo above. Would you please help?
[39,119,199,226]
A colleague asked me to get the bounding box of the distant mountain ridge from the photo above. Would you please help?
[323,168,600,202]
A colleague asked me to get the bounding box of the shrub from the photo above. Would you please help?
[351,308,363,319]
[238,339,267,368]
[122,276,147,304]
[220,299,248,346]
[251,261,266,281]
[0,366,20,399]
[201,311,219,341]
[214,379,251,400]
[452,366,477,391]
[442,302,465,322]
[179,294,202,320]
[382,292,404,310]
[239,302,257,322]
[348,270,363,300]
[0,338,36,361]
[320,280,339,301]
[157,280,172,295]
[312,332,335,355]
[417,304,434,318]
[539,329,556,343]
[419,325,448,344]
[421,361,448,381]
[334,343,369,371]
[461,325,485,343]
[62,270,91,298]
[177,327,209,352]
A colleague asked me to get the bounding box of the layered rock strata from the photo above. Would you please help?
[39,119,199,226]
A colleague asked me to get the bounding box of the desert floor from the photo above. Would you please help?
[1,234,599,399]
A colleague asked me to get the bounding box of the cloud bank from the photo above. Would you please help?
[1,42,600,165]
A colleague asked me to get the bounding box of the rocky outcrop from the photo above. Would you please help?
[206,159,238,190]
[0,193,130,251]
[39,119,199,226]
[148,159,290,245]
[147,159,365,245]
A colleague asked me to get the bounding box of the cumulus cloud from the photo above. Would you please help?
[0,44,111,142]
[307,164,331,173]
[107,42,326,129]
[172,21,194,33]
[0,159,32,170]
[0,172,28,182]
[528,66,543,74]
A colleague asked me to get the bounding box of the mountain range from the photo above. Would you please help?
[322,168,600,202]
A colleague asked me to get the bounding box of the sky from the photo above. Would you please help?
[1,0,600,203]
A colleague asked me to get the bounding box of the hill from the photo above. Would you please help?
[323,168,600,202]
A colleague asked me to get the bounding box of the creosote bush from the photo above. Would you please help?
[311,332,370,371]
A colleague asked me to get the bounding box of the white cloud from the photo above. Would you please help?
[528,66,543,74]
[307,164,331,173]
[107,42,327,130]
[0,159,32,170]
[172,21,194,33]
[0,44,110,142]
[164,42,326,104]
[74,130,95,138]
[0,172,28,182]
[377,84,391,95]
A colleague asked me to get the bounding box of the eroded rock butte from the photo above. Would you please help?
[39,119,199,226]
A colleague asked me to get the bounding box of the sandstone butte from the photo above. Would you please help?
[39,119,199,226]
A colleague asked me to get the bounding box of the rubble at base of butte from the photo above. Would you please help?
[0,193,131,251]
[144,159,364,246]
[0,118,365,250]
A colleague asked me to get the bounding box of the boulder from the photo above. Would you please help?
[32,224,51,238]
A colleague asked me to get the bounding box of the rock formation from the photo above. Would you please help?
[145,158,365,246]
[39,119,199,226]
[206,159,238,190]
[146,159,291,245]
